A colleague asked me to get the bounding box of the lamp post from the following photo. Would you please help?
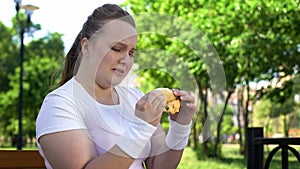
[14,0,39,150]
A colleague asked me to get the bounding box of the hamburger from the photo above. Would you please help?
[157,88,180,114]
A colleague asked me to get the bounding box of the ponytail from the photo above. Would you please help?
[58,31,82,86]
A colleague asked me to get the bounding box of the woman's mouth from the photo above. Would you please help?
[112,68,125,76]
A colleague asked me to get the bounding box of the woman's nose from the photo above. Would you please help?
[118,52,131,64]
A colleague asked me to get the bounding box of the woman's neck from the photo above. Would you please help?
[75,76,119,105]
[95,85,119,105]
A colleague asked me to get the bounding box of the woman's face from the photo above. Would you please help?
[89,21,137,89]
[96,36,137,88]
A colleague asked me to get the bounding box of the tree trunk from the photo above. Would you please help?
[213,89,234,157]
[237,88,244,155]
[192,80,203,150]
[202,87,209,155]
[283,114,289,137]
[192,120,198,149]
[265,115,271,153]
[243,81,250,158]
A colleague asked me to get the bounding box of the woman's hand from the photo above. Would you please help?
[135,90,166,126]
[170,89,197,125]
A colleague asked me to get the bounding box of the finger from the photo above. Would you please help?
[147,90,165,104]
[136,98,151,112]
[136,90,162,111]
[185,103,197,111]
[172,89,189,97]
[152,95,166,112]
[180,95,195,103]
[151,96,165,114]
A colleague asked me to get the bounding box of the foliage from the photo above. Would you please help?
[125,0,300,157]
[0,22,19,91]
[0,57,62,138]
[221,106,237,135]
[0,16,64,144]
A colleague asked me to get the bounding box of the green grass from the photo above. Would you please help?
[178,144,300,169]
[0,143,38,150]
[178,144,246,169]
[0,147,38,150]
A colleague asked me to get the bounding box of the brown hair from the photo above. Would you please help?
[58,4,135,86]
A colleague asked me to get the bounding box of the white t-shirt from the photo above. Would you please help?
[36,77,152,169]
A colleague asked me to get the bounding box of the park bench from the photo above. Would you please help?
[0,150,45,168]
[247,127,300,169]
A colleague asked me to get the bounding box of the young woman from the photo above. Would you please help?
[36,4,197,169]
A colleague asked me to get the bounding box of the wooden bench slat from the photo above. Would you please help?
[0,150,45,168]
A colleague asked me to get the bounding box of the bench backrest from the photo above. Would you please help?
[0,150,45,168]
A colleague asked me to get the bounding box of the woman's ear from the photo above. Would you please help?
[81,38,89,57]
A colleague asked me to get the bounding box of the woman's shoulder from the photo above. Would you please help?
[43,78,76,104]
[36,78,88,141]
[37,77,87,125]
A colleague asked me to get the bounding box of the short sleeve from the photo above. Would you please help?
[36,92,87,142]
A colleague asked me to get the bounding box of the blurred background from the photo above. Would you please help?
[0,0,299,168]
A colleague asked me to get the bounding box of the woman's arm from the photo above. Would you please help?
[145,150,184,169]
[39,129,134,169]
[144,126,184,169]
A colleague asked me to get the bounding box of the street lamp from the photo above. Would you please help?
[14,0,39,150]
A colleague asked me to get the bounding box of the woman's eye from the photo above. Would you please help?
[111,47,121,52]
[129,52,135,57]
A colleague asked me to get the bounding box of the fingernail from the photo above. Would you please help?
[173,89,179,95]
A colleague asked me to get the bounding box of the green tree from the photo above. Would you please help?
[125,0,300,157]
[0,56,61,143]
[0,21,19,91]
[263,80,296,137]
[253,99,273,136]
[0,15,64,146]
